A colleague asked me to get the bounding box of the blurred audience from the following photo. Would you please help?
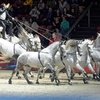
[0,0,95,46]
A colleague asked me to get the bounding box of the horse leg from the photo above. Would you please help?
[54,65,64,80]
[42,67,48,78]
[65,65,72,85]
[70,67,76,79]
[16,71,22,79]
[36,68,43,84]
[23,65,33,84]
[76,63,88,84]
[88,63,100,81]
[96,65,100,79]
[47,63,60,85]
[8,68,18,84]
[38,67,47,79]
[29,70,34,78]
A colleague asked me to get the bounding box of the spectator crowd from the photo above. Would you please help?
[0,0,94,47]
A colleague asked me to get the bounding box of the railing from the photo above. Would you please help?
[66,1,94,39]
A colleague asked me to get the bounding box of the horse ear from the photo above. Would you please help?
[17,22,28,37]
[63,40,67,45]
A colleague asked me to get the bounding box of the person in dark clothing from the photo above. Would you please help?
[0,3,14,39]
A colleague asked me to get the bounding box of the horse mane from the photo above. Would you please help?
[65,39,77,49]
[41,41,60,52]
[16,22,28,38]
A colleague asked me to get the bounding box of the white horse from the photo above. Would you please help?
[0,35,41,58]
[8,41,65,85]
[77,40,100,80]
[0,24,41,78]
[37,39,88,84]
[0,38,26,58]
[87,33,100,78]
[12,22,41,51]
[57,40,88,84]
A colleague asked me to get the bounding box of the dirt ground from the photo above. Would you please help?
[0,70,100,100]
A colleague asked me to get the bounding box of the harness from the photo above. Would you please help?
[59,41,67,71]
[13,41,27,55]
[38,51,46,68]
[87,44,96,65]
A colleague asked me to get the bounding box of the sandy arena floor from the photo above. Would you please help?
[0,70,100,100]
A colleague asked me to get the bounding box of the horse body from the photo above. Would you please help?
[9,41,62,85]
[87,34,100,78]
[0,32,41,58]
[76,39,100,80]
[50,39,89,84]
[0,38,26,58]
[40,40,88,84]
[17,51,53,69]
[5,35,20,43]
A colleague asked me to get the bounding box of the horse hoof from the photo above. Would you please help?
[55,79,60,85]
[28,81,33,84]
[68,82,72,85]
[84,81,88,84]
[97,77,100,81]
[8,80,12,84]
[51,78,54,82]
[18,76,21,79]
[83,78,88,84]
[39,76,42,79]
[49,75,52,78]
[36,81,39,84]
[71,76,74,80]
[49,75,54,82]
[31,75,34,78]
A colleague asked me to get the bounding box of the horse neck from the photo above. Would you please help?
[33,35,41,51]
[80,44,89,61]
[93,35,100,48]
[42,42,60,57]
[66,46,77,53]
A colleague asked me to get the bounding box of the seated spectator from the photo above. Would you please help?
[49,32,61,44]
[60,15,70,38]
[23,0,33,13]
[37,0,45,13]
[21,17,30,32]
[12,0,23,16]
[63,6,70,16]
[78,5,85,15]
[31,20,39,34]
[71,3,79,17]
[51,0,59,10]
[53,8,61,19]
[29,6,40,21]
[58,0,69,14]
[23,0,33,7]
[46,7,54,25]
[52,17,60,32]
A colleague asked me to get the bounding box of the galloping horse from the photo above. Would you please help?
[0,38,26,58]
[87,33,100,78]
[78,40,100,80]
[62,39,89,84]
[8,41,65,85]
[37,39,88,84]
[12,22,41,51]
[0,21,41,58]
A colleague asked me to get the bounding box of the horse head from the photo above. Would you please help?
[65,39,78,53]
[16,22,41,51]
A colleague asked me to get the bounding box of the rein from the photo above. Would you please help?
[59,41,69,76]
[38,51,45,68]
[13,41,27,55]
[87,44,96,64]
